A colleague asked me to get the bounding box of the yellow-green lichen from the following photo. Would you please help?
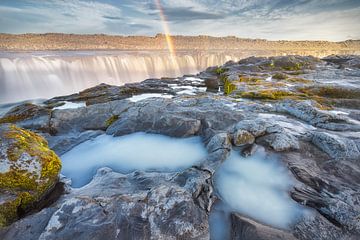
[214,67,226,75]
[105,115,119,127]
[238,90,295,100]
[299,86,360,99]
[224,78,237,95]
[0,125,61,227]
[238,76,261,83]
[272,73,288,80]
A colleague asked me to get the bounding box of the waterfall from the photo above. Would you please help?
[0,51,238,103]
[0,49,357,103]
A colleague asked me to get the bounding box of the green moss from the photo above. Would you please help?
[238,90,294,100]
[286,78,312,84]
[299,86,360,99]
[120,88,139,95]
[105,115,119,127]
[0,125,61,227]
[282,62,303,71]
[214,67,226,75]
[238,76,261,83]
[0,103,41,124]
[272,73,288,80]
[224,78,237,95]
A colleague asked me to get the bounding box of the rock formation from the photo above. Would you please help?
[0,55,360,239]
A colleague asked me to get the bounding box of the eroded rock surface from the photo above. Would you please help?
[1,55,360,239]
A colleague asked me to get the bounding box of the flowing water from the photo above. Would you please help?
[60,132,207,188]
[213,147,306,230]
[0,50,238,103]
[1,49,355,104]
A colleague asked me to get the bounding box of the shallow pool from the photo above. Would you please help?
[61,132,207,187]
[214,147,305,229]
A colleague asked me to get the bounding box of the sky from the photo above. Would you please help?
[0,0,359,41]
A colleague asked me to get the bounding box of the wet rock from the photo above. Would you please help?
[0,124,61,227]
[232,129,255,146]
[107,97,244,138]
[322,55,360,69]
[230,213,297,240]
[206,132,231,153]
[232,119,269,137]
[0,167,212,240]
[263,124,300,151]
[204,77,219,90]
[310,131,360,160]
[45,83,127,106]
[283,143,360,237]
[241,144,258,157]
[293,214,358,240]
[276,100,360,131]
[0,103,51,132]
[50,101,119,134]
[46,130,104,155]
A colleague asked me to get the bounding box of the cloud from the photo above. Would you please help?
[148,6,223,22]
[0,0,359,40]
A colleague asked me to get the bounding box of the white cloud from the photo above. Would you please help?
[0,0,359,40]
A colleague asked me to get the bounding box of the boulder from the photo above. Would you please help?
[232,129,255,146]
[0,124,61,227]
[204,78,219,91]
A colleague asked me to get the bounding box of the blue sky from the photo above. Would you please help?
[0,0,359,41]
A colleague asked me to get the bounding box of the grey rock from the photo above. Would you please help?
[310,131,360,160]
[107,97,244,138]
[0,103,51,132]
[232,119,269,137]
[0,167,212,240]
[231,213,297,240]
[46,130,104,155]
[241,144,258,157]
[204,78,219,90]
[276,100,360,131]
[206,132,232,153]
[232,129,255,146]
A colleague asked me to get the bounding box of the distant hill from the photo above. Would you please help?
[0,33,359,52]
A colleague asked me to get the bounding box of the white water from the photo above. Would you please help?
[61,132,207,187]
[215,147,305,229]
[53,101,86,110]
[128,93,173,102]
[0,51,239,103]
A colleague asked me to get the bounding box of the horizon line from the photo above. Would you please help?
[0,32,359,43]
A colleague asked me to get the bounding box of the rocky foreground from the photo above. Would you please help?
[0,54,360,239]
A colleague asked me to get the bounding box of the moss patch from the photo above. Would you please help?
[0,125,61,227]
[299,86,360,99]
[105,115,119,127]
[214,67,226,75]
[0,103,47,124]
[224,78,237,95]
[272,73,288,80]
[238,90,295,100]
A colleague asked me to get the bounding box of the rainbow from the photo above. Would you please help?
[155,0,176,57]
